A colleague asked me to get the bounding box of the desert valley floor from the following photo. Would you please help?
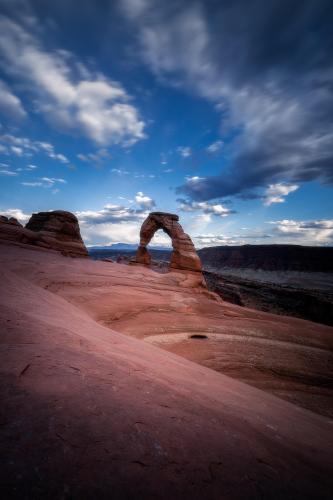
[1,243,333,498]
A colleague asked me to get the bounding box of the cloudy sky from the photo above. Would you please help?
[0,0,332,247]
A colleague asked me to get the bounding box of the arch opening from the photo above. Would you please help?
[146,229,172,272]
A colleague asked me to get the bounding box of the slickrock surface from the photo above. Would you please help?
[0,211,88,257]
[1,244,333,499]
[136,211,202,272]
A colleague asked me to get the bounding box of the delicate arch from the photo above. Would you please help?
[136,212,202,272]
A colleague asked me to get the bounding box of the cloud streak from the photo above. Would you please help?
[135,191,156,210]
[76,204,147,225]
[21,177,66,188]
[0,134,69,163]
[263,183,299,206]
[122,0,333,201]
[177,146,192,158]
[269,219,333,245]
[0,208,30,224]
[0,14,146,146]
[178,198,235,217]
[0,80,26,119]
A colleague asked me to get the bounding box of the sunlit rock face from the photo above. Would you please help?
[136,211,202,272]
[0,210,88,257]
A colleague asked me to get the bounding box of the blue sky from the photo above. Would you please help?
[0,0,332,247]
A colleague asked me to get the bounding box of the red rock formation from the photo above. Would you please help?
[136,212,202,272]
[0,215,40,248]
[0,210,88,257]
[1,243,333,498]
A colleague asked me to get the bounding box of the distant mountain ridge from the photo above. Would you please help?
[89,243,333,273]
[88,243,171,251]
[198,244,333,272]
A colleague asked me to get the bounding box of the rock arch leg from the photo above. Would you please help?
[136,212,202,272]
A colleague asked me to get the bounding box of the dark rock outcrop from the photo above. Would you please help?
[204,270,333,326]
[0,210,88,257]
[0,215,31,245]
[198,245,333,272]
[136,212,202,272]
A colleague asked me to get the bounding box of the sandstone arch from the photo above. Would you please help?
[136,212,202,272]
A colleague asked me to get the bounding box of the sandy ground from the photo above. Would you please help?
[1,243,333,499]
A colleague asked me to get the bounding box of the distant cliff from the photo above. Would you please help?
[198,245,333,272]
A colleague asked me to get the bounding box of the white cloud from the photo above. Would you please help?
[160,153,168,165]
[179,199,233,217]
[0,134,69,163]
[0,168,18,176]
[182,176,206,196]
[206,140,223,153]
[77,148,111,166]
[133,172,155,178]
[185,176,205,184]
[36,141,69,163]
[186,213,213,234]
[77,203,149,245]
[77,204,146,224]
[80,218,169,247]
[41,177,66,185]
[122,2,219,101]
[77,197,157,245]
[80,219,170,247]
[135,191,156,210]
[0,15,146,146]
[269,219,333,245]
[0,208,30,224]
[0,80,26,119]
[122,0,149,19]
[21,177,66,188]
[118,196,134,203]
[191,219,333,247]
[122,1,333,200]
[0,162,18,176]
[11,145,23,156]
[81,221,140,245]
[263,183,299,206]
[194,234,241,247]
[51,153,68,163]
[111,168,130,175]
[177,146,191,158]
[21,181,43,187]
